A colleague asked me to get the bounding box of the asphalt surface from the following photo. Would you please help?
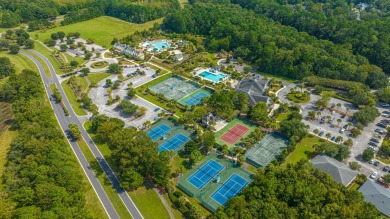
[23,50,144,219]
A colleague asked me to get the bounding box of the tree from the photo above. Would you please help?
[112,81,120,89]
[105,79,112,87]
[80,68,90,76]
[86,38,94,44]
[353,106,380,125]
[249,102,269,123]
[70,60,79,67]
[362,149,374,162]
[127,88,136,99]
[314,143,350,161]
[384,174,390,184]
[313,129,319,135]
[68,124,81,140]
[84,52,92,60]
[108,63,122,74]
[280,119,307,140]
[116,100,138,115]
[47,39,56,47]
[184,140,198,156]
[376,87,390,103]
[120,170,144,190]
[189,150,202,166]
[9,44,20,54]
[243,66,251,73]
[308,111,316,120]
[60,44,67,52]
[202,131,215,152]
[349,161,361,170]
[325,132,331,139]
[0,57,15,78]
[57,31,65,40]
[336,136,343,143]
[51,33,59,40]
[337,118,342,126]
[25,39,35,49]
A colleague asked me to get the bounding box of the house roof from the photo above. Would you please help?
[359,180,390,217]
[236,75,270,106]
[310,155,358,186]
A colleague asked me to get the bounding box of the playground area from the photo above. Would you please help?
[245,133,289,168]
[178,154,252,212]
[215,118,257,148]
[147,119,194,153]
[149,76,200,101]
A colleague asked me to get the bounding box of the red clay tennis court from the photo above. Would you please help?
[220,124,249,144]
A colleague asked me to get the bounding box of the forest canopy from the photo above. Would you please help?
[162,3,388,88]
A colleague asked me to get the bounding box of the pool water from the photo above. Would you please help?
[152,42,170,51]
[200,71,227,83]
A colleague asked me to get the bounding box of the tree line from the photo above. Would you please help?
[0,69,91,218]
[162,3,388,88]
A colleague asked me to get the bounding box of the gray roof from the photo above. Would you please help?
[359,180,390,217]
[236,75,270,106]
[311,155,358,186]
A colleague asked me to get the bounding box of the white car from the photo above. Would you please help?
[370,172,378,179]
[368,145,378,151]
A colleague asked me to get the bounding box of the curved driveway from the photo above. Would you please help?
[24,50,144,219]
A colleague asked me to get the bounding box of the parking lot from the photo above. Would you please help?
[298,93,389,179]
[88,63,166,128]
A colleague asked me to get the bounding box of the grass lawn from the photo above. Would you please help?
[348,182,361,191]
[128,187,170,219]
[86,72,111,93]
[84,121,113,158]
[287,92,310,103]
[77,139,132,219]
[0,51,38,85]
[61,78,88,116]
[145,62,169,74]
[33,16,164,48]
[282,135,323,166]
[33,42,64,74]
[214,117,258,149]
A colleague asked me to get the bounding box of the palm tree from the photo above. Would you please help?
[325,132,331,139]
[326,115,331,122]
[336,136,343,143]
[337,118,342,126]
[308,111,316,120]
[347,122,352,129]
[316,111,322,120]
[299,83,305,93]
[313,129,319,135]
[336,103,341,110]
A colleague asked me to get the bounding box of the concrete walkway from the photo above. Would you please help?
[153,188,175,219]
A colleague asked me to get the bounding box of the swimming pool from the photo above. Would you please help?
[151,42,170,51]
[200,71,227,83]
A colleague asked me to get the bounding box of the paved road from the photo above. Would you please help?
[25,50,144,219]
[21,51,118,219]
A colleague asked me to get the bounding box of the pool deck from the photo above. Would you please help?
[194,68,229,83]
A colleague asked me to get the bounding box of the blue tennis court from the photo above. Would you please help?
[187,160,224,189]
[158,133,190,152]
[147,124,171,141]
[184,92,210,106]
[211,173,249,205]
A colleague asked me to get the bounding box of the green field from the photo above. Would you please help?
[282,135,323,166]
[33,16,164,48]
[61,77,88,116]
[33,42,64,74]
[128,187,170,219]
[0,51,38,86]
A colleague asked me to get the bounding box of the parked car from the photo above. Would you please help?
[369,159,374,164]
[371,138,380,143]
[369,141,379,147]
[381,103,390,108]
[375,129,385,134]
[331,110,335,115]
[154,107,160,112]
[370,172,378,179]
[341,115,346,119]
[383,166,390,172]
[383,111,390,115]
[378,123,387,128]
[319,131,324,136]
[331,136,336,141]
[382,114,390,118]
[374,161,380,166]
[368,146,378,151]
[340,128,345,133]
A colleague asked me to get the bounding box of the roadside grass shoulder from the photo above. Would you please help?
[77,139,132,219]
[33,42,63,74]
[24,50,52,78]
